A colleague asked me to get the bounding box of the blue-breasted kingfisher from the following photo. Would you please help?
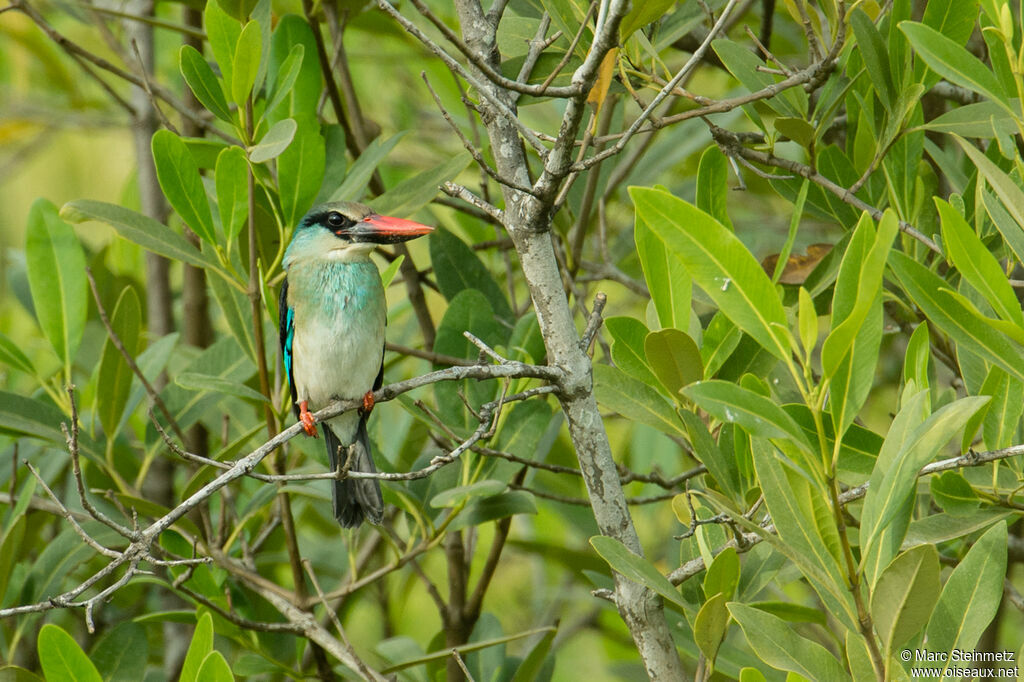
[279,201,433,527]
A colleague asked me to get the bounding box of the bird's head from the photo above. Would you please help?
[285,202,433,265]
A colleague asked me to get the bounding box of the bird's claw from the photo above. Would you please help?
[361,390,375,415]
[299,400,318,438]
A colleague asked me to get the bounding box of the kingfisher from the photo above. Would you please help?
[279,201,433,527]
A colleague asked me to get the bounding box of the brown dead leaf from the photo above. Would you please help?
[761,243,832,284]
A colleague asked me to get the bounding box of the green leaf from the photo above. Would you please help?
[25,198,87,372]
[175,371,268,403]
[209,274,255,362]
[204,0,240,94]
[981,190,1024,266]
[635,209,691,331]
[957,135,1024,237]
[509,626,556,682]
[822,211,898,378]
[938,198,1022,324]
[330,132,408,202]
[905,510,1010,545]
[748,601,827,625]
[152,130,217,244]
[797,288,817,358]
[214,146,249,241]
[593,364,686,437]
[644,328,702,399]
[37,625,102,682]
[428,227,513,321]
[0,331,35,375]
[180,612,214,682]
[631,187,789,360]
[619,0,674,38]
[267,16,321,121]
[682,380,811,453]
[695,146,733,230]
[91,623,148,682]
[861,395,989,582]
[196,651,234,682]
[0,666,44,681]
[0,391,69,443]
[590,535,691,612]
[728,603,850,681]
[230,20,261,107]
[850,9,895,111]
[605,316,658,386]
[900,22,1008,107]
[678,410,742,501]
[712,39,804,119]
[248,117,296,163]
[694,593,729,666]
[278,115,325,228]
[448,491,537,531]
[890,251,1024,383]
[703,546,739,600]
[904,323,930,391]
[370,151,471,219]
[179,45,231,123]
[925,523,1007,661]
[871,544,941,656]
[430,480,506,508]
[63,201,221,271]
[919,100,1017,137]
[265,44,306,118]
[96,287,141,438]
[930,471,981,515]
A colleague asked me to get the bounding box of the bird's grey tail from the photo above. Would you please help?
[323,418,384,528]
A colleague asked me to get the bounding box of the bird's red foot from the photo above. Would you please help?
[361,390,375,415]
[299,400,318,437]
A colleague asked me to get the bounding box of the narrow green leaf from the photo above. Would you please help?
[278,115,325,228]
[593,364,686,437]
[850,9,895,111]
[682,380,811,453]
[509,626,556,682]
[265,44,308,119]
[175,371,268,403]
[248,117,296,163]
[369,151,471,219]
[447,491,537,531]
[62,200,220,271]
[619,0,674,39]
[900,22,1008,107]
[590,535,691,612]
[180,613,214,682]
[0,332,35,375]
[925,523,1007,662]
[25,198,87,372]
[938,198,1022,324]
[204,0,240,94]
[230,20,261,107]
[822,211,898,378]
[634,213,691,331]
[631,187,789,360]
[96,287,141,438]
[215,146,248,241]
[644,328,702,399]
[797,288,817,358]
[957,136,1024,238]
[330,132,407,202]
[37,625,102,682]
[152,130,216,244]
[695,146,733,230]
[728,603,850,681]
[871,544,941,656]
[890,251,1024,383]
[429,480,506,508]
[930,471,981,515]
[678,409,742,501]
[919,100,1016,137]
[179,45,231,122]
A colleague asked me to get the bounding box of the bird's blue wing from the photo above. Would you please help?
[279,277,299,418]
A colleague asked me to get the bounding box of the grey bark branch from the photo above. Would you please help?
[442,0,685,677]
